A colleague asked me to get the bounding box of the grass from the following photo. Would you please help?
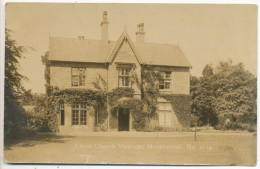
[4,132,256,165]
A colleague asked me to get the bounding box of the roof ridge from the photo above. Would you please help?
[134,42,179,47]
[50,36,116,42]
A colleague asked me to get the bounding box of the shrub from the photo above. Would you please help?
[144,126,164,132]
[132,111,147,131]
[24,109,48,135]
[248,127,256,132]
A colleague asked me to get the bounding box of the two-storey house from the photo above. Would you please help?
[47,11,191,133]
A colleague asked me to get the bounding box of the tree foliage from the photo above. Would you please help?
[141,65,161,120]
[191,60,257,127]
[4,28,33,138]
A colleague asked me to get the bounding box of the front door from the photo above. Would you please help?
[118,108,129,131]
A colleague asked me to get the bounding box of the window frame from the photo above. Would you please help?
[158,102,172,127]
[159,71,172,90]
[118,67,132,87]
[71,67,86,87]
[72,102,87,126]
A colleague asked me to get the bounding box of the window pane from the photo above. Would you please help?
[72,110,79,125]
[80,110,87,125]
[119,77,123,86]
[123,76,126,86]
[165,82,170,89]
[72,76,79,86]
[78,68,85,75]
[159,85,165,89]
[59,103,64,110]
[72,68,79,75]
[125,69,130,75]
[159,79,165,89]
[165,103,172,110]
[79,76,85,86]
[61,110,65,125]
[81,102,87,109]
[165,72,171,79]
[119,68,123,75]
[159,112,165,126]
[165,113,172,126]
[125,77,130,86]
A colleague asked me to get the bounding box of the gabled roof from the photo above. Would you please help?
[106,29,143,64]
[48,31,191,67]
[135,43,191,67]
[49,37,116,63]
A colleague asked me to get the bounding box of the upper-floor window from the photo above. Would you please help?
[159,72,171,90]
[72,68,86,87]
[118,68,131,87]
[72,102,87,125]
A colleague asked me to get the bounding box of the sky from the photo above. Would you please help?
[5,3,257,94]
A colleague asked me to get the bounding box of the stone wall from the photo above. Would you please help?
[50,61,107,90]
[157,66,190,95]
[108,39,142,96]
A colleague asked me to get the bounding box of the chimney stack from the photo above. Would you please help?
[136,23,145,43]
[101,11,109,43]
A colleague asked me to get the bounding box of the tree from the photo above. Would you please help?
[213,61,256,114]
[20,89,34,105]
[4,28,28,137]
[191,60,257,128]
[191,64,217,126]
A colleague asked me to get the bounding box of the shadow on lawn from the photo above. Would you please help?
[4,132,75,150]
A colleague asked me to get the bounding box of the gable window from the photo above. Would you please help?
[159,72,171,90]
[72,102,87,125]
[72,68,86,87]
[59,102,65,126]
[158,102,172,127]
[118,68,131,87]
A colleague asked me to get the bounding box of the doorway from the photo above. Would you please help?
[118,108,130,131]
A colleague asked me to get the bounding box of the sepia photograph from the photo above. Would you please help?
[3,2,257,166]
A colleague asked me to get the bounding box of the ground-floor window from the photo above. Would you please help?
[72,102,87,125]
[59,102,65,126]
[158,102,172,127]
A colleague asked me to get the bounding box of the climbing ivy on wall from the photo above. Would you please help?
[42,54,191,131]
[108,87,134,107]
[43,86,107,132]
[161,94,191,128]
[108,87,146,131]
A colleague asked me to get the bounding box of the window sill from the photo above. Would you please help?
[159,89,173,92]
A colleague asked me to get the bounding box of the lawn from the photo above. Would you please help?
[4,132,256,165]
